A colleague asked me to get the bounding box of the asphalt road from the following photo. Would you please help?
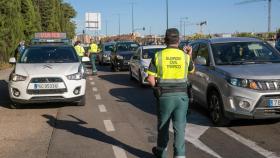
[0,66,280,158]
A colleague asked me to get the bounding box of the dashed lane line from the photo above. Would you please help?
[90,81,95,85]
[92,87,98,92]
[95,94,101,100]
[89,77,93,81]
[218,127,279,158]
[103,120,115,132]
[98,104,107,113]
[112,145,128,158]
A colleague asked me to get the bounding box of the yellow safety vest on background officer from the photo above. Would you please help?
[147,28,194,158]
[89,40,98,75]
[74,44,85,57]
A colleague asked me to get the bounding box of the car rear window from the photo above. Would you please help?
[19,46,79,63]
[142,48,164,59]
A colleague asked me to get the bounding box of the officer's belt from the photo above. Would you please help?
[160,87,187,94]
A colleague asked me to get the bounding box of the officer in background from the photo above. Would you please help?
[74,41,85,60]
[14,40,25,60]
[147,28,194,158]
[89,39,98,75]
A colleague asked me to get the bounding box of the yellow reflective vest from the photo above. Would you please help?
[74,45,85,57]
[148,48,192,85]
[89,43,98,53]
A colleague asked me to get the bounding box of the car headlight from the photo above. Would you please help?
[103,54,108,57]
[11,74,27,82]
[228,78,259,90]
[67,72,83,80]
[67,64,85,80]
[117,55,124,60]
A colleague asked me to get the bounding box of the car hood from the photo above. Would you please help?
[15,63,80,76]
[141,59,152,67]
[216,63,280,80]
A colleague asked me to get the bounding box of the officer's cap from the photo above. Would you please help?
[165,28,179,45]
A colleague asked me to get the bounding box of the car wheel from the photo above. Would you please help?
[129,67,134,80]
[76,95,86,106]
[208,90,230,126]
[138,70,144,87]
[10,102,21,109]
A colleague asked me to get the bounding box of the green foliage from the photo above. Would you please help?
[0,0,76,63]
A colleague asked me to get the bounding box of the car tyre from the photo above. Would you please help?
[138,70,144,87]
[76,95,86,106]
[129,67,134,80]
[208,90,230,126]
[10,102,21,109]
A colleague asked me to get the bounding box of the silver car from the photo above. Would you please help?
[98,42,115,65]
[129,45,166,86]
[189,37,280,126]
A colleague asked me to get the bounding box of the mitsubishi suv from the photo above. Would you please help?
[189,37,280,126]
[8,44,88,108]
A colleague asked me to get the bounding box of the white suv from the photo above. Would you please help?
[8,45,88,108]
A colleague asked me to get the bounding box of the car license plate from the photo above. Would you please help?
[268,99,280,107]
[28,83,65,90]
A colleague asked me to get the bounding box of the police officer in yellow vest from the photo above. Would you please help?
[147,28,194,158]
[74,41,85,60]
[89,39,98,75]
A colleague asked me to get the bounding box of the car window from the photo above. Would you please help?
[116,42,139,52]
[211,42,280,65]
[190,43,200,59]
[142,48,164,59]
[133,48,141,60]
[19,46,79,63]
[196,43,209,65]
[104,44,114,52]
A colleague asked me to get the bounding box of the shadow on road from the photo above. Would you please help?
[0,80,12,108]
[99,74,139,88]
[42,114,153,158]
[109,87,157,115]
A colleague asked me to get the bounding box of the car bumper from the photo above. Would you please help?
[221,85,280,119]
[9,76,86,104]
[102,56,111,63]
[116,60,130,70]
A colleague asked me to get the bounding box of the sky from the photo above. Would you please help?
[64,0,280,36]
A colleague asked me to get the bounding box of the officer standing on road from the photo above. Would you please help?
[89,39,98,75]
[147,28,194,158]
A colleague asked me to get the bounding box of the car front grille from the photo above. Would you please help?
[30,77,63,83]
[27,89,67,95]
[256,80,280,90]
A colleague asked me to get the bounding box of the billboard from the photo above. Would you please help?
[85,12,101,31]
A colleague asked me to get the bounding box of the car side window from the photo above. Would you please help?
[191,43,200,59]
[196,43,210,65]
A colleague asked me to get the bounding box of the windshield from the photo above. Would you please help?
[116,42,139,52]
[211,42,280,65]
[19,46,79,63]
[104,44,115,52]
[142,48,164,59]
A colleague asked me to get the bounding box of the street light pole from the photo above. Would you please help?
[166,0,169,29]
[105,20,108,37]
[131,2,135,34]
[118,14,121,37]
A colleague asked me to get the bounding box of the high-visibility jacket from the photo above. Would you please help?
[147,48,193,87]
[89,43,98,53]
[75,45,85,57]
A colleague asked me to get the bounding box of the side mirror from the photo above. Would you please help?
[81,57,90,62]
[194,56,207,65]
[9,57,16,64]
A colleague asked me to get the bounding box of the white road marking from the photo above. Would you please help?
[95,94,101,100]
[92,87,98,92]
[98,104,107,113]
[112,145,127,158]
[90,81,95,85]
[218,127,279,158]
[89,77,93,81]
[169,112,222,158]
[104,120,115,132]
